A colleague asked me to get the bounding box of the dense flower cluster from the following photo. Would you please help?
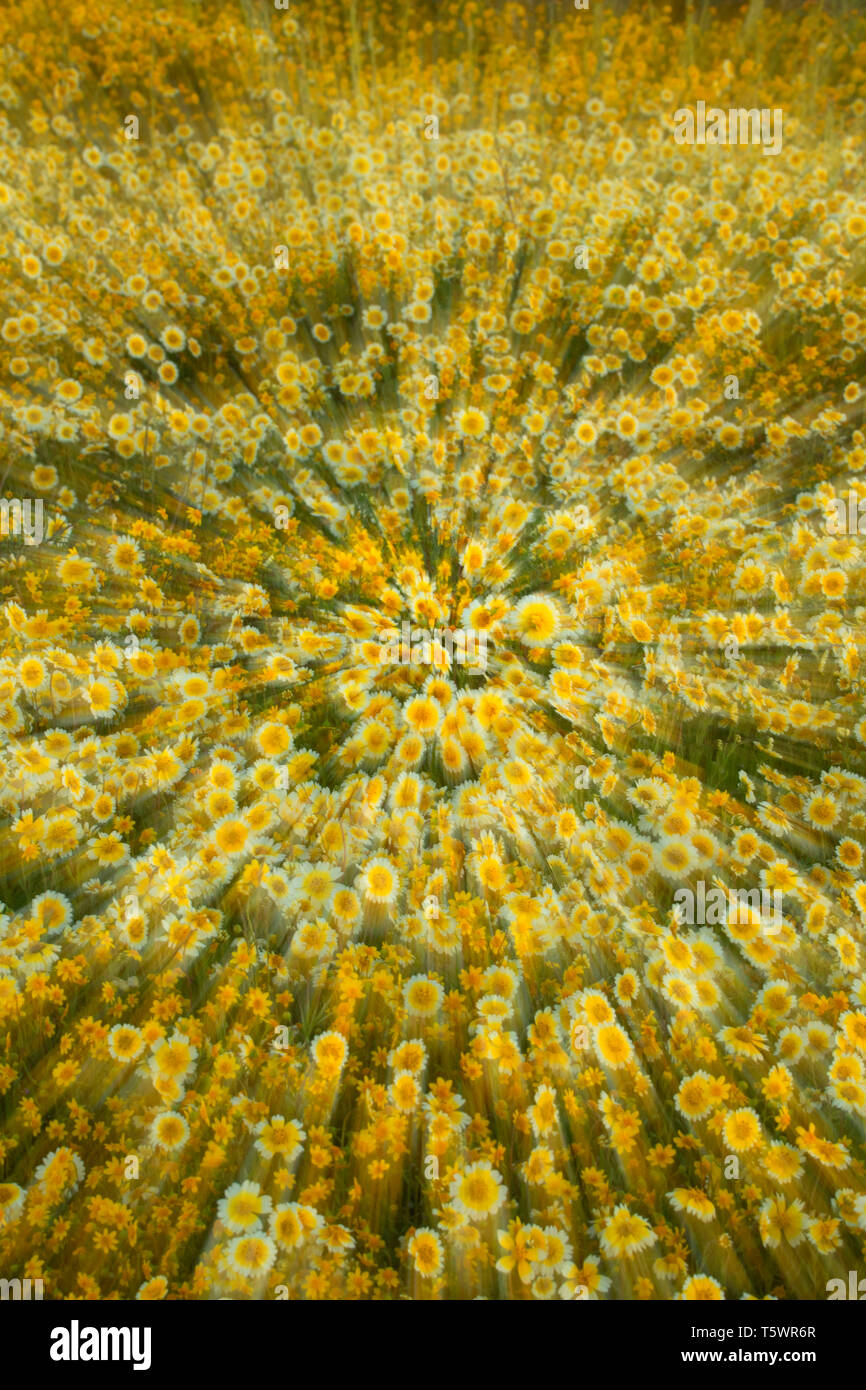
[0,0,865,1300]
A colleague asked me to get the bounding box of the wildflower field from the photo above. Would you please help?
[1,0,866,1303]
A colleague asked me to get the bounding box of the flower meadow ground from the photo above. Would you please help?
[0,0,865,1304]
